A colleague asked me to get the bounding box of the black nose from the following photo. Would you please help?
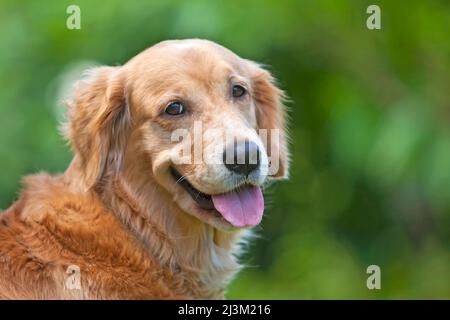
[223,140,260,176]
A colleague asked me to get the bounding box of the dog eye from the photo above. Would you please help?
[232,85,246,98]
[165,101,185,116]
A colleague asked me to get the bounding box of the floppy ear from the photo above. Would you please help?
[64,66,131,190]
[251,65,289,179]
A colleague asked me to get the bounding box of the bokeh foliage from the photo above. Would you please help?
[0,0,448,298]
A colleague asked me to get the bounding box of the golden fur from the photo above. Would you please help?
[0,39,288,299]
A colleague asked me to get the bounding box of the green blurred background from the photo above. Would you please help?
[0,0,449,299]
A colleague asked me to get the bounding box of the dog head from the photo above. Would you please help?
[65,39,289,231]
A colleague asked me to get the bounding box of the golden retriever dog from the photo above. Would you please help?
[0,39,288,299]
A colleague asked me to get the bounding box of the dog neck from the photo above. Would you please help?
[97,170,247,298]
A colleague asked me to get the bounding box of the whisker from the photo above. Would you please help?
[175,172,195,185]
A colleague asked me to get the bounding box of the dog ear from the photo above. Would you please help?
[251,65,289,179]
[64,66,131,190]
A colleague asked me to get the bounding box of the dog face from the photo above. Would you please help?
[66,39,288,231]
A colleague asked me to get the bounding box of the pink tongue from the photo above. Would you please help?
[211,186,264,228]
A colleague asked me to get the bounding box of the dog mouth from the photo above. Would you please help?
[170,167,216,211]
[169,167,265,228]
